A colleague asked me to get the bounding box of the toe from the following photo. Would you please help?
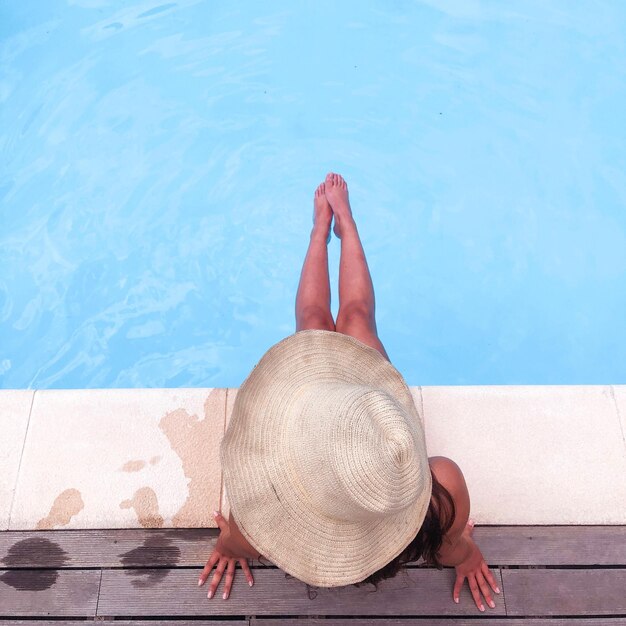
[326,172,334,185]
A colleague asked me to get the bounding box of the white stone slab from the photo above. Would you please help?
[421,385,626,524]
[611,384,626,452]
[10,388,226,530]
[0,390,34,530]
[10,384,625,531]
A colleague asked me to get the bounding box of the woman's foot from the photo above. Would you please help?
[313,182,333,243]
[324,172,353,239]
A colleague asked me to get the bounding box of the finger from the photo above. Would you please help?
[198,550,220,587]
[481,561,501,594]
[239,557,254,587]
[207,558,227,599]
[467,575,485,612]
[475,569,495,609]
[222,558,236,600]
[467,518,475,536]
[452,574,465,604]
[213,510,225,528]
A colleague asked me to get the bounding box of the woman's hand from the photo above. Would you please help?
[453,519,501,611]
[197,511,255,600]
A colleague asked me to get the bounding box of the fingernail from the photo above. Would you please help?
[223,592,227,600]
[480,604,485,612]
[454,597,459,604]
[208,590,213,599]
[213,510,219,517]
[249,580,253,587]
[495,586,501,593]
[198,578,203,587]
[489,600,496,608]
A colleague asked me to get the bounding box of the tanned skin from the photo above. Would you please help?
[198,173,500,613]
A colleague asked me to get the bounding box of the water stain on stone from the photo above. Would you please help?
[159,389,224,528]
[120,456,160,472]
[36,488,84,529]
[120,486,164,528]
[119,534,180,588]
[0,537,68,591]
[121,459,146,472]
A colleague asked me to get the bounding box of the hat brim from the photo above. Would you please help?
[220,329,432,587]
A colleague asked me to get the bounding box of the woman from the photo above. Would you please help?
[198,172,500,612]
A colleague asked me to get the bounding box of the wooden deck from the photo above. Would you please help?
[1,525,625,624]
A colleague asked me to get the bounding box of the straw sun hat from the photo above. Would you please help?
[220,329,432,588]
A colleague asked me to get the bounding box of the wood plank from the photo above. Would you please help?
[1,526,624,567]
[96,566,504,617]
[0,528,218,568]
[0,569,100,617]
[472,525,626,565]
[251,617,626,626]
[2,621,626,626]
[503,568,626,615]
[0,622,247,626]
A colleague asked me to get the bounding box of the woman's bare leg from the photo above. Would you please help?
[294,182,335,332]
[324,172,390,361]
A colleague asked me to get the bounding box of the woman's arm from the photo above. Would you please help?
[438,532,474,566]
[428,456,501,611]
[428,456,472,566]
[226,512,262,560]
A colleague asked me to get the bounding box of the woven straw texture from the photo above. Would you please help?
[220,329,432,587]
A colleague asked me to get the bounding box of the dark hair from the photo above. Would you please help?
[261,465,456,599]
[352,464,456,590]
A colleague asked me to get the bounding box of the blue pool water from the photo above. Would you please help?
[1,1,625,389]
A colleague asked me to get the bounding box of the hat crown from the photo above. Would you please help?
[286,381,425,522]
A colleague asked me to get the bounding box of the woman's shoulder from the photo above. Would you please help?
[428,455,470,537]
